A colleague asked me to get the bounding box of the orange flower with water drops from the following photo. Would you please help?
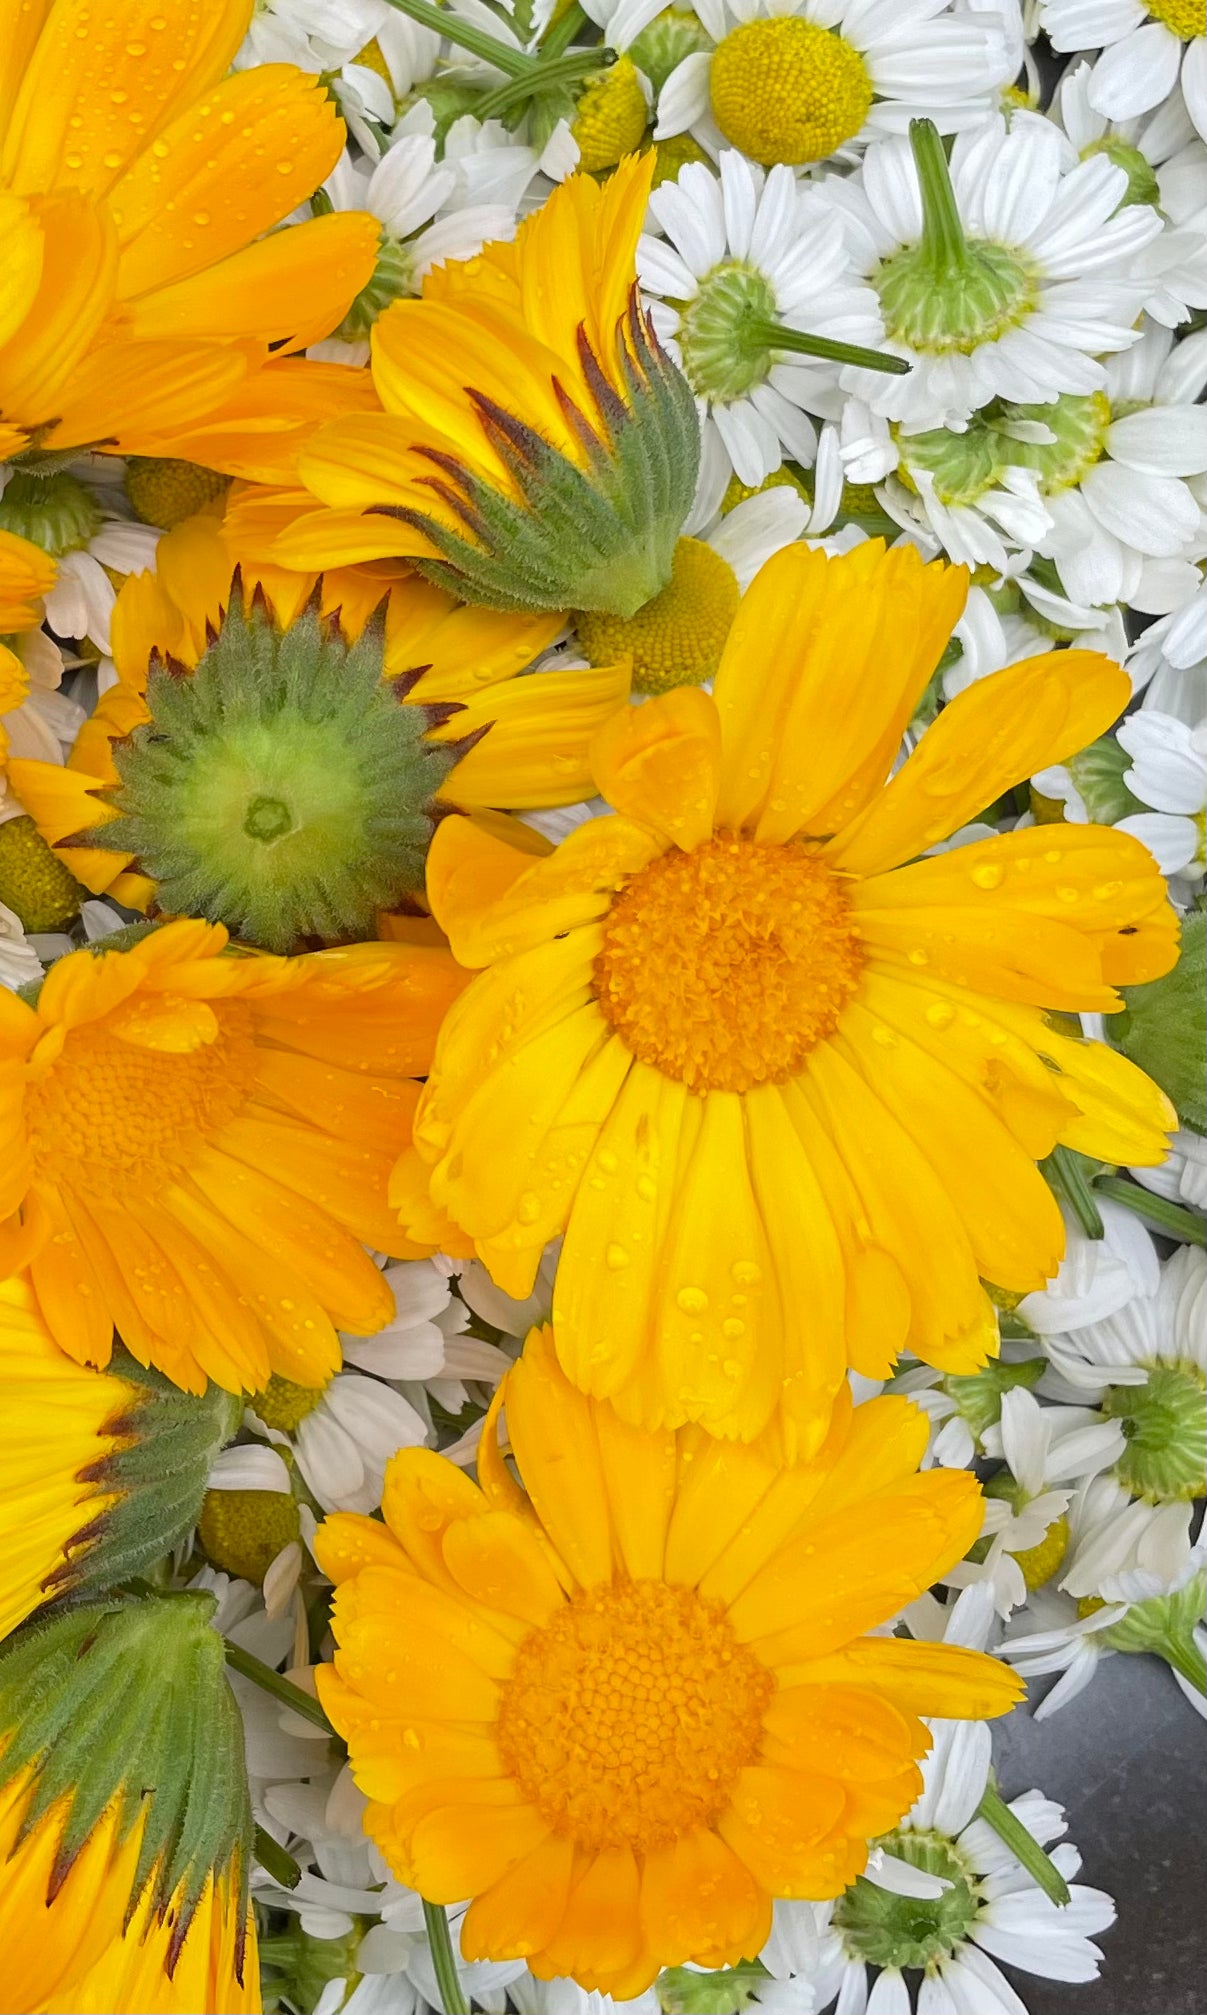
[401,539,1179,1458]
[0,918,465,1394]
[0,0,379,480]
[317,1326,1021,1998]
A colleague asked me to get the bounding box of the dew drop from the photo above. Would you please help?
[970,861,1003,890]
[605,1243,629,1270]
[676,1286,708,1314]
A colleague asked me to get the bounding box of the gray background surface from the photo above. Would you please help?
[992,1654,1205,2015]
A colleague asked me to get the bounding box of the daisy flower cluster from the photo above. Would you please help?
[0,0,1202,2012]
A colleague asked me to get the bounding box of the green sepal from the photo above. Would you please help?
[378,294,700,616]
[260,1920,365,2015]
[658,1962,771,2013]
[96,591,458,954]
[0,1593,253,1964]
[1101,1569,1207,1694]
[43,1352,241,1606]
[1112,910,1206,1133]
[944,1352,1046,1439]
[1066,734,1147,825]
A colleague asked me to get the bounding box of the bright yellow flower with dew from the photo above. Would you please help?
[0,918,465,1394]
[8,504,631,930]
[271,154,702,617]
[402,541,1179,1456]
[317,1326,1020,1997]
[0,0,379,480]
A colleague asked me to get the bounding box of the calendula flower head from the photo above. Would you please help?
[0,1273,239,1644]
[95,589,459,955]
[317,1326,1021,1996]
[9,506,633,910]
[402,540,1179,1459]
[0,917,465,1395]
[0,1592,255,2014]
[0,0,379,480]
[280,155,701,618]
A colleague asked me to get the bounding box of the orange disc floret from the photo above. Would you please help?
[0,919,467,1395]
[316,1327,1021,1998]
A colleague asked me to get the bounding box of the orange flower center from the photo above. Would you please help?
[496,1579,773,1853]
[26,1003,257,1184]
[594,835,864,1093]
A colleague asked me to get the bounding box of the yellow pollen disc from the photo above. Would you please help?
[575,537,739,695]
[250,1372,330,1430]
[124,457,231,530]
[595,834,864,1093]
[1147,0,1204,37]
[1009,1513,1069,1592]
[497,1580,773,1852]
[709,18,873,167]
[721,467,810,514]
[572,56,650,174]
[198,1487,300,1584]
[1076,1595,1107,1620]
[0,815,84,932]
[26,1001,257,1185]
[350,34,395,82]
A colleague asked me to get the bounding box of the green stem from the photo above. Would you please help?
[423,1899,469,2015]
[475,43,611,117]
[542,0,589,55]
[224,1639,336,1735]
[976,1782,1071,1907]
[742,317,911,377]
[909,115,967,274]
[1163,1633,1207,1695]
[254,1824,302,1890]
[1094,1176,1206,1249]
[379,0,535,75]
[1042,1144,1104,1240]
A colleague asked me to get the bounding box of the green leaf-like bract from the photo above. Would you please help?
[99,595,457,954]
[0,1593,253,1968]
[376,293,701,616]
[1113,911,1206,1134]
[43,1354,241,1608]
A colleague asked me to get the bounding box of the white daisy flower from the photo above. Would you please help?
[0,464,160,656]
[509,1976,661,2014]
[1059,1474,1204,1604]
[639,151,886,494]
[1050,61,1207,328]
[1114,706,1207,879]
[1128,573,1207,717]
[820,112,1163,432]
[999,1559,1207,1719]
[0,900,43,993]
[311,125,539,364]
[236,0,394,71]
[247,1368,428,1514]
[1032,1234,1205,1413]
[333,14,444,158]
[652,0,1014,170]
[204,1442,307,1617]
[806,1584,1116,2013]
[948,1388,1126,1613]
[1038,0,1207,147]
[1016,1198,1162,1343]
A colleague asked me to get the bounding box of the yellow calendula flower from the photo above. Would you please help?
[317,1327,1020,1997]
[271,154,701,617]
[9,505,630,933]
[401,541,1179,1456]
[0,917,465,1394]
[0,0,379,480]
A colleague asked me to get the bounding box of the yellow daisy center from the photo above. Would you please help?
[1009,1512,1069,1592]
[572,56,650,174]
[1147,0,1204,37]
[124,457,231,531]
[595,835,864,1092]
[497,1580,773,1852]
[709,19,873,167]
[250,1372,331,1429]
[26,1002,256,1184]
[197,1487,300,1584]
[575,538,740,694]
[0,816,84,932]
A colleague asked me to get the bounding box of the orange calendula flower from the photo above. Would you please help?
[270,154,701,617]
[317,1327,1021,1998]
[402,540,1179,1456]
[9,506,629,924]
[0,0,379,479]
[0,918,465,1393]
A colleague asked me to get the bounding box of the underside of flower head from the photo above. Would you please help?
[373,290,701,615]
[95,585,461,955]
